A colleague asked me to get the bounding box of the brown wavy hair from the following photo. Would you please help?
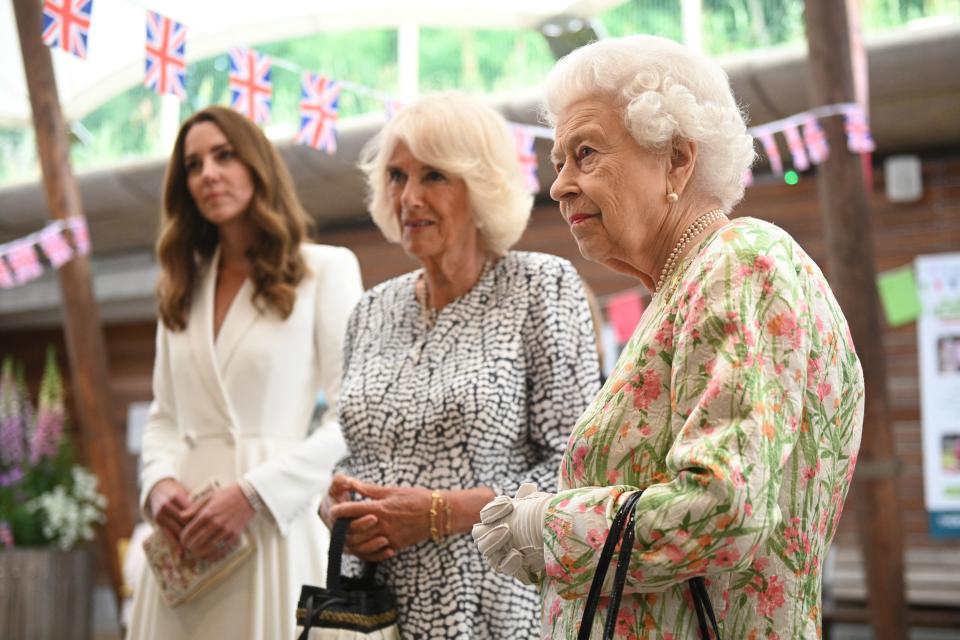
[156,106,309,331]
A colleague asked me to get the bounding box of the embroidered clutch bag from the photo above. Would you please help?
[142,479,255,607]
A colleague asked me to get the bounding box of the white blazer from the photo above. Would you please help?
[129,243,363,640]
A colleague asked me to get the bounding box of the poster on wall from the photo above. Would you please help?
[916,253,960,538]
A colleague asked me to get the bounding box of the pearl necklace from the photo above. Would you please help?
[654,208,725,293]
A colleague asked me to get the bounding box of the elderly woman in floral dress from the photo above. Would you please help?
[473,35,864,639]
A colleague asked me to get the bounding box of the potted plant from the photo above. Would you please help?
[0,347,107,640]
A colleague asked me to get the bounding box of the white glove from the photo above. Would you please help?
[471,483,553,585]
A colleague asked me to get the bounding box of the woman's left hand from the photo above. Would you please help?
[179,484,255,560]
[328,480,432,561]
[472,484,554,585]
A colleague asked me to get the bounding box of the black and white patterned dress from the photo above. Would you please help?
[336,251,601,639]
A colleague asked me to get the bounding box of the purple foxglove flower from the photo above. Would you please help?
[0,467,23,487]
[30,347,65,465]
[0,357,26,467]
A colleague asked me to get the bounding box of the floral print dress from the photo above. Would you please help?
[540,217,864,639]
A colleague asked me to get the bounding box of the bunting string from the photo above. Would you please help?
[748,102,875,174]
[0,218,90,290]
[39,0,878,184]
[22,2,883,292]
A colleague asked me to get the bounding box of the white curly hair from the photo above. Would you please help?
[543,35,756,210]
[359,91,533,254]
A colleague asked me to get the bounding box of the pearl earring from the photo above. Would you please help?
[666,192,679,203]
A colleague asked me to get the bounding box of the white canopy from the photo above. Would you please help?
[0,0,622,127]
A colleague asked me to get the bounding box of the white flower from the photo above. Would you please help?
[28,464,107,550]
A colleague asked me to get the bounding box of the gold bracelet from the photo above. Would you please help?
[444,498,453,537]
[429,490,443,543]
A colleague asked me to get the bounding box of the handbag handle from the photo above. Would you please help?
[689,576,722,639]
[602,495,640,638]
[326,518,351,590]
[576,491,722,640]
[577,490,644,640]
[327,518,379,591]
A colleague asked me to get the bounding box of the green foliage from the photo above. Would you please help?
[702,0,807,52]
[175,29,401,130]
[0,126,36,184]
[71,88,165,169]
[599,0,683,40]
[598,0,959,53]
[0,350,106,549]
[255,29,399,125]
[597,0,808,52]
[0,436,75,546]
[419,28,554,94]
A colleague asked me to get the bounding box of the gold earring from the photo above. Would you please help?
[666,191,679,203]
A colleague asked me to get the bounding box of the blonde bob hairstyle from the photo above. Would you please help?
[543,35,756,211]
[359,92,533,254]
[156,106,308,331]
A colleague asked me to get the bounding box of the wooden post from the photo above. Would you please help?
[803,1,909,638]
[13,0,133,602]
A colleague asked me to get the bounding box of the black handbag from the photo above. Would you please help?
[577,491,722,640]
[296,518,399,639]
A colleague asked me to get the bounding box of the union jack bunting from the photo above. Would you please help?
[144,11,187,99]
[229,47,272,124]
[843,105,876,154]
[0,257,13,289]
[38,226,73,268]
[513,128,540,194]
[758,131,784,175]
[802,116,830,164]
[783,124,810,172]
[68,216,90,256]
[7,242,44,286]
[41,0,94,59]
[296,73,340,153]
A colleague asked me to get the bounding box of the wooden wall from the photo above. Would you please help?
[739,155,960,554]
[1,153,958,590]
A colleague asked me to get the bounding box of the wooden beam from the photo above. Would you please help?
[802,1,909,638]
[13,0,133,604]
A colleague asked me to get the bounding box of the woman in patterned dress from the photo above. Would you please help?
[473,36,865,639]
[319,92,601,638]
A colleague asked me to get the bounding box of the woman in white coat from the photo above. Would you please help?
[127,105,363,640]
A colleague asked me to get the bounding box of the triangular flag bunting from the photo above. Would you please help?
[7,241,44,285]
[843,105,876,154]
[228,47,272,124]
[39,225,74,268]
[512,127,540,194]
[144,11,187,99]
[758,131,783,175]
[41,0,94,59]
[783,124,810,171]
[802,116,830,164]
[296,73,340,154]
